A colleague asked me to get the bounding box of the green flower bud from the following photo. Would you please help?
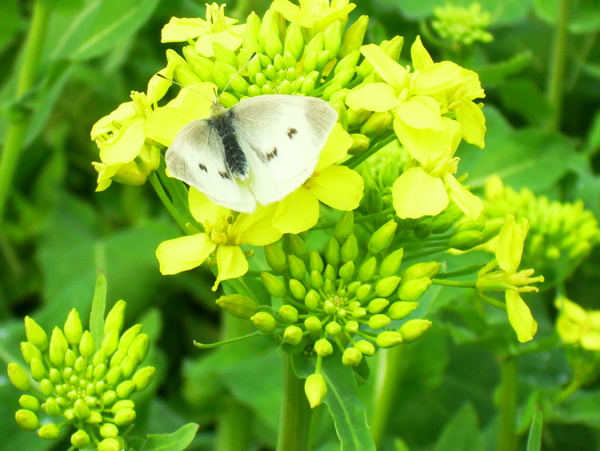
[114,407,136,426]
[309,251,324,273]
[361,111,393,136]
[106,366,122,386]
[375,276,401,297]
[116,380,136,399]
[111,399,135,413]
[345,321,359,333]
[342,347,363,367]
[216,294,258,319]
[30,357,46,381]
[20,342,42,364]
[368,220,397,254]
[358,256,377,282]
[74,399,90,419]
[323,19,343,56]
[289,279,307,300]
[356,284,372,300]
[120,355,138,379]
[368,298,390,314]
[104,300,126,335]
[401,262,440,281]
[251,312,278,333]
[19,394,40,411]
[71,430,91,448]
[38,423,61,440]
[8,363,30,391]
[341,235,358,263]
[93,364,107,381]
[173,59,202,85]
[242,12,262,53]
[109,348,127,369]
[305,290,320,310]
[323,300,337,315]
[363,183,383,215]
[314,338,333,356]
[265,244,287,272]
[101,329,119,358]
[118,324,142,352]
[382,35,404,60]
[339,15,369,57]
[339,261,355,283]
[331,67,355,87]
[289,234,309,263]
[45,397,61,415]
[310,270,324,289]
[325,237,341,266]
[212,41,238,68]
[98,438,121,451]
[300,78,315,95]
[262,272,287,298]
[333,213,354,244]
[50,326,68,353]
[283,326,303,346]
[213,63,235,91]
[78,331,94,358]
[322,279,334,294]
[64,309,84,345]
[354,340,376,356]
[324,264,337,282]
[133,366,155,391]
[399,319,432,342]
[481,218,505,241]
[304,316,322,332]
[432,215,454,234]
[325,321,342,336]
[349,133,370,153]
[75,356,87,374]
[376,331,403,348]
[182,47,214,82]
[15,409,39,431]
[449,230,484,250]
[24,317,48,351]
[347,281,360,294]
[398,278,432,301]
[102,390,117,406]
[279,305,299,323]
[379,249,404,277]
[100,423,119,438]
[368,314,391,330]
[388,301,419,320]
[40,378,54,396]
[129,333,150,362]
[64,349,76,368]
[288,255,307,280]
[322,80,342,99]
[456,219,485,233]
[305,373,327,408]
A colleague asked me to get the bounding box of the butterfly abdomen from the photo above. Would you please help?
[207,109,248,181]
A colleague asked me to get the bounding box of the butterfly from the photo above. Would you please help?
[165,94,338,213]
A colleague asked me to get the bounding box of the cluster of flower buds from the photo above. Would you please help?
[431,3,494,46]
[9,302,155,450]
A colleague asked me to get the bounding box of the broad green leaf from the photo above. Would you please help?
[140,423,199,451]
[526,406,543,451]
[553,389,600,427]
[434,404,483,451]
[496,80,552,128]
[477,51,533,86]
[535,0,600,34]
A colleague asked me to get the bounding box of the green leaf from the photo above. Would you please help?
[434,404,483,451]
[477,51,533,86]
[0,0,24,53]
[140,423,200,451]
[89,271,107,345]
[526,406,543,451]
[535,0,600,34]
[497,79,553,128]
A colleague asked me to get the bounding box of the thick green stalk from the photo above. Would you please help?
[546,0,570,131]
[498,356,519,451]
[277,354,312,451]
[0,0,52,220]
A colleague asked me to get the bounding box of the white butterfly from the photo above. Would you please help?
[165,94,338,213]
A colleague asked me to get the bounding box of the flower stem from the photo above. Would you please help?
[277,353,312,451]
[498,355,519,451]
[0,0,52,220]
[147,172,190,233]
[546,0,570,131]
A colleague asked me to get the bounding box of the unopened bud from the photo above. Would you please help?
[261,272,287,298]
[305,373,327,408]
[376,331,403,348]
[398,278,432,301]
[15,409,39,431]
[283,326,303,346]
[379,249,404,277]
[64,309,84,345]
[449,230,484,250]
[38,423,61,440]
[388,301,419,320]
[104,300,126,335]
[375,276,401,297]
[314,338,333,356]
[368,314,392,330]
[24,317,48,351]
[265,244,287,272]
[279,305,299,323]
[401,262,440,280]
[216,294,258,319]
[342,347,363,366]
[354,340,376,356]
[251,312,278,333]
[399,319,432,342]
[8,363,30,391]
[368,220,397,254]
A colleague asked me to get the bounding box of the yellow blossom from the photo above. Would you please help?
[555,297,600,350]
[272,0,356,30]
[156,188,282,289]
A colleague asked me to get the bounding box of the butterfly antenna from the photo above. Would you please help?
[221,52,257,96]
[156,73,214,105]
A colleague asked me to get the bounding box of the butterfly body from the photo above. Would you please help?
[166,94,338,213]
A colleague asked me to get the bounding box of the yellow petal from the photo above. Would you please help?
[316,124,353,171]
[410,36,434,70]
[144,107,196,147]
[308,165,364,210]
[360,44,408,89]
[392,167,448,218]
[506,290,537,342]
[196,30,243,57]
[156,234,216,275]
[99,119,145,165]
[273,187,320,234]
[411,61,464,96]
[444,174,484,220]
[345,83,400,112]
[232,204,283,246]
[456,99,486,148]
[395,96,443,131]
[213,245,249,290]
[91,102,136,140]
[161,18,207,42]
[496,216,528,274]
[189,188,232,228]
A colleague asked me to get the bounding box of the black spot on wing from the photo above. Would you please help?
[266,147,278,161]
[199,163,208,172]
[219,171,231,180]
[287,128,297,139]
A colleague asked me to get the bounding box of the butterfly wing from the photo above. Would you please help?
[231,95,338,206]
[165,119,257,213]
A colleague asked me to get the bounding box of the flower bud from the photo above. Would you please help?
[19,394,40,411]
[213,41,238,69]
[104,300,126,335]
[64,309,84,345]
[79,331,95,358]
[88,410,103,424]
[339,15,369,57]
[339,261,355,283]
[349,133,370,153]
[30,357,46,381]
[114,408,136,426]
[265,244,287,272]
[399,319,432,342]
[379,249,404,277]
[363,183,383,214]
[105,366,122,386]
[283,326,303,346]
[216,294,258,319]
[8,363,30,391]
[40,379,54,396]
[116,380,136,399]
[98,438,121,451]
[38,423,61,440]
[325,321,342,336]
[50,326,68,354]
[334,212,355,243]
[304,317,322,333]
[24,317,48,351]
[100,423,119,438]
[375,276,401,297]
[21,342,42,364]
[400,262,440,281]
[251,312,278,333]
[361,111,393,136]
[128,333,150,362]
[398,278,432,301]
[305,290,321,311]
[309,251,324,273]
[289,255,307,280]
[283,22,304,60]
[323,19,343,56]
[289,279,307,300]
[376,331,403,348]
[279,305,299,323]
[345,320,359,333]
[368,314,391,330]
[289,234,309,263]
[310,270,324,289]
[261,272,287,298]
[325,237,340,266]
[481,218,506,241]
[305,374,327,408]
[354,340,376,356]
[323,300,337,315]
[324,264,336,282]
[388,301,419,320]
[368,220,397,254]
[356,284,371,300]
[342,347,363,367]
[368,298,390,314]
[44,397,61,415]
[71,430,91,448]
[358,257,377,282]
[314,338,333,356]
[133,366,156,391]
[120,355,138,379]
[341,235,358,263]
[449,230,484,250]
[15,409,39,431]
[118,324,142,352]
[74,399,91,419]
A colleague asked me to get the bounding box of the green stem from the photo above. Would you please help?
[431,278,476,288]
[498,356,519,451]
[369,346,404,447]
[147,173,190,233]
[345,132,397,169]
[546,0,570,131]
[277,354,312,451]
[0,0,52,220]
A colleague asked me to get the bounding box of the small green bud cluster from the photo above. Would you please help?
[9,303,155,448]
[431,3,494,46]
[484,176,600,284]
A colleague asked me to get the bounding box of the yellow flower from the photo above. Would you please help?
[156,188,282,289]
[477,215,544,342]
[273,124,364,233]
[161,3,245,57]
[555,297,600,350]
[272,0,356,29]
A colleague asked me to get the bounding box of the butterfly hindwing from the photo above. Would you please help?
[165,119,257,213]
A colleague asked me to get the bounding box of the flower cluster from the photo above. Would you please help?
[483,175,599,284]
[555,296,600,351]
[431,3,494,47]
[9,302,155,450]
